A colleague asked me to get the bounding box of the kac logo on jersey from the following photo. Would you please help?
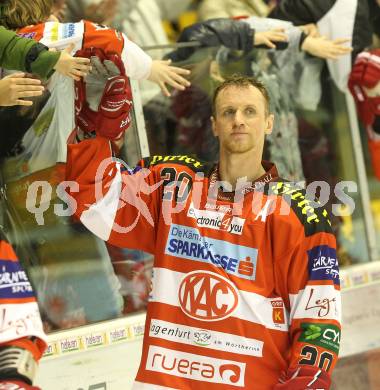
[165,224,258,281]
[178,271,239,321]
[307,245,339,286]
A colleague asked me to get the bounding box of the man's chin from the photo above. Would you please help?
[225,141,254,154]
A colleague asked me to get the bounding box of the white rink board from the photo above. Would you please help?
[35,264,380,389]
[36,338,143,390]
[35,314,145,390]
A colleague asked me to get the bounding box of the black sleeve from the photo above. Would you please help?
[352,0,372,58]
[25,42,49,72]
[299,32,308,50]
[166,18,254,62]
[369,0,380,37]
[268,0,336,25]
[269,0,372,58]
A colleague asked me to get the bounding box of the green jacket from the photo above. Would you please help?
[0,26,60,79]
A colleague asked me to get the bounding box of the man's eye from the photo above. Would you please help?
[223,109,234,116]
[245,108,256,115]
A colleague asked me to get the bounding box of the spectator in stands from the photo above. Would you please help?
[198,0,269,20]
[166,18,351,174]
[0,24,91,106]
[0,9,92,390]
[0,0,191,332]
[63,0,194,155]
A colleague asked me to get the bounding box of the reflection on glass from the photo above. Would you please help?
[332,348,380,389]
[297,79,370,265]
[0,40,374,333]
[361,122,380,257]
[0,96,151,332]
[142,45,370,265]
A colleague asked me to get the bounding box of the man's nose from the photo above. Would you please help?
[233,110,245,126]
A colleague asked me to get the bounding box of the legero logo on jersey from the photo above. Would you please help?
[146,345,246,387]
[307,245,339,286]
[187,203,245,235]
[165,224,258,281]
[298,323,341,354]
[178,271,239,321]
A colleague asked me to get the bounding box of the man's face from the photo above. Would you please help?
[211,85,274,155]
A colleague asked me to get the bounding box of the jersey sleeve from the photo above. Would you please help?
[286,228,340,374]
[121,32,152,80]
[273,186,341,384]
[66,137,160,253]
[0,237,47,361]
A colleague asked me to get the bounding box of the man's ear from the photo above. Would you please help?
[265,114,274,135]
[211,116,218,137]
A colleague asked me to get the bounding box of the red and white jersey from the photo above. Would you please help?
[0,236,47,361]
[3,21,151,181]
[18,20,152,80]
[66,137,341,390]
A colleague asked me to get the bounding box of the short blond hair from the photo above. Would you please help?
[0,0,53,30]
[212,74,270,117]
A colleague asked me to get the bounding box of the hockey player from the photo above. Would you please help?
[0,233,45,390]
[66,74,341,389]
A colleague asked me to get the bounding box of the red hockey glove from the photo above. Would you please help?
[74,47,133,140]
[0,381,41,390]
[273,366,331,390]
[348,49,380,126]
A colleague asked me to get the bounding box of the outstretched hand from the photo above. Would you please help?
[147,60,191,97]
[53,43,92,80]
[301,36,352,59]
[254,28,288,49]
[0,73,44,106]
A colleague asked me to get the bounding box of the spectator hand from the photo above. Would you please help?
[301,36,352,59]
[299,23,320,37]
[53,43,91,81]
[147,60,191,97]
[254,28,287,49]
[0,73,44,106]
[0,380,41,390]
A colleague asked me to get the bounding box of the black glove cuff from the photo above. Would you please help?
[25,43,49,73]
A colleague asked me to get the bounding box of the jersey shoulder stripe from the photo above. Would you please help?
[270,181,332,236]
[140,154,214,174]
